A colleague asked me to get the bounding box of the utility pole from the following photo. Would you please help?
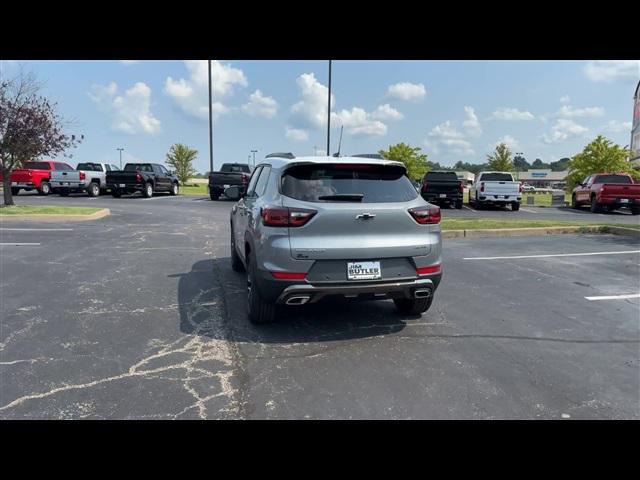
[208,60,214,174]
[117,148,124,169]
[251,149,257,167]
[326,60,332,156]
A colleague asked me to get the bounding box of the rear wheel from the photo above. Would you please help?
[511,202,520,211]
[455,200,463,209]
[170,182,179,196]
[59,188,70,197]
[230,226,244,272]
[210,191,220,201]
[590,196,601,213]
[112,190,122,198]
[246,254,276,324]
[87,182,100,197]
[38,182,51,196]
[571,194,580,209]
[631,207,640,215]
[143,182,153,198]
[394,295,433,316]
[10,187,19,196]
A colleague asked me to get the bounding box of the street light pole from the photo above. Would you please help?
[251,149,257,167]
[208,60,214,174]
[117,148,124,169]
[326,60,332,156]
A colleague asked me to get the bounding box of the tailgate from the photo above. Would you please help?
[482,181,519,195]
[51,171,81,183]
[424,182,459,194]
[601,184,640,198]
[212,172,242,185]
[11,169,39,183]
[107,172,139,183]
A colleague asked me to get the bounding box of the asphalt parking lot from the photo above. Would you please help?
[1,194,639,419]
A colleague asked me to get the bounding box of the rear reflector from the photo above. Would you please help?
[416,264,441,275]
[271,271,307,280]
[408,205,441,224]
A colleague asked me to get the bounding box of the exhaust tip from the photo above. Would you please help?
[414,289,432,299]
[285,295,310,305]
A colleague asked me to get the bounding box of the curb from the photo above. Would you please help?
[600,226,640,238]
[441,225,617,239]
[0,208,110,222]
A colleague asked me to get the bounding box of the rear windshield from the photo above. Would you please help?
[22,162,50,170]
[594,175,632,184]
[221,164,250,173]
[77,163,103,171]
[281,163,418,203]
[480,173,513,181]
[124,163,153,172]
[425,171,458,181]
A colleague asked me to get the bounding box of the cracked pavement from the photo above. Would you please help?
[1,193,639,419]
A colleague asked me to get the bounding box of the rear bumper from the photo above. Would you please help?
[51,181,86,189]
[598,196,640,206]
[107,183,144,192]
[477,195,521,203]
[10,182,37,189]
[422,193,462,203]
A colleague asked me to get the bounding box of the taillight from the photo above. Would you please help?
[270,271,307,280]
[519,182,523,193]
[408,205,441,224]
[459,180,464,194]
[261,206,317,227]
[28,170,33,177]
[416,264,441,275]
[241,174,248,185]
[79,171,86,181]
[480,182,485,192]
[421,181,428,193]
[136,173,142,183]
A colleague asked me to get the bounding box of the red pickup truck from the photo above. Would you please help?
[571,173,640,214]
[0,160,74,196]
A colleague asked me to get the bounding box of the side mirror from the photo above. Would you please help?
[224,185,243,201]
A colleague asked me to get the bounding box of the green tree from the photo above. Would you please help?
[486,143,514,171]
[532,158,550,169]
[550,157,570,171]
[165,143,197,185]
[379,143,430,181]
[513,155,530,172]
[567,135,638,189]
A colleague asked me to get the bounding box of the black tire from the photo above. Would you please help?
[87,182,100,197]
[112,190,122,198]
[571,194,580,209]
[631,207,640,215]
[511,202,520,211]
[38,182,51,196]
[394,295,433,316]
[142,182,153,198]
[455,200,463,209]
[230,225,245,272]
[170,182,179,196]
[59,188,70,197]
[590,196,601,213]
[10,187,19,196]
[210,192,220,201]
[246,254,276,324]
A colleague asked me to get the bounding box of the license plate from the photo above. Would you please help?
[119,184,125,188]
[347,261,381,281]
[439,194,446,198]
[620,199,629,203]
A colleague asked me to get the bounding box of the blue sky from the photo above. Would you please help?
[2,60,638,173]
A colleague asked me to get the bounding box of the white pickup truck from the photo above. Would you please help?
[50,162,120,197]
[469,171,522,211]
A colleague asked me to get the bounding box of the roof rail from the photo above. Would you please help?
[351,153,385,159]
[265,152,295,159]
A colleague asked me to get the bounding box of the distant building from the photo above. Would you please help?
[631,80,640,165]
[514,169,569,188]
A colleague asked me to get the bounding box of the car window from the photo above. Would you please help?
[425,171,458,181]
[479,173,513,182]
[281,163,418,203]
[55,163,74,171]
[22,162,50,170]
[221,164,250,173]
[246,166,263,197]
[254,165,271,196]
[111,165,120,171]
[77,163,102,172]
[593,175,632,184]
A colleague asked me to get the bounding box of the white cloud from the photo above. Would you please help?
[560,95,570,104]
[387,82,426,101]
[331,107,387,137]
[285,127,309,141]
[425,121,474,156]
[542,119,588,144]
[371,103,404,121]
[164,60,247,121]
[89,81,161,135]
[490,107,535,121]
[557,105,605,118]
[492,135,520,151]
[462,106,482,136]
[584,60,640,83]
[242,89,278,118]
[604,120,632,133]
[290,72,334,130]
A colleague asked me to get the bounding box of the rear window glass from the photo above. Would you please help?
[480,173,513,181]
[124,163,153,172]
[594,175,632,184]
[425,171,458,181]
[221,164,250,173]
[22,162,50,170]
[281,163,418,203]
[77,163,103,171]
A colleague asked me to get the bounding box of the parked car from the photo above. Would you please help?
[105,163,179,198]
[469,171,522,210]
[522,183,536,192]
[208,163,251,200]
[420,170,463,209]
[50,162,119,197]
[0,160,74,196]
[227,154,442,324]
[571,173,640,214]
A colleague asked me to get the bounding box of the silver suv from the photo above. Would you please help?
[227,154,443,324]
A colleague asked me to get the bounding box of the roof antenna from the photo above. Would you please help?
[333,125,343,157]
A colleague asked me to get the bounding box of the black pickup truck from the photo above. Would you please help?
[106,163,179,198]
[208,163,252,200]
[420,170,464,209]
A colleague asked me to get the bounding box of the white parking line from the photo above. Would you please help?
[0,228,73,231]
[520,208,536,213]
[464,250,640,260]
[585,293,640,301]
[0,243,41,246]
[462,205,477,213]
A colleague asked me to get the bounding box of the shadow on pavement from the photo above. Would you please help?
[170,258,410,344]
